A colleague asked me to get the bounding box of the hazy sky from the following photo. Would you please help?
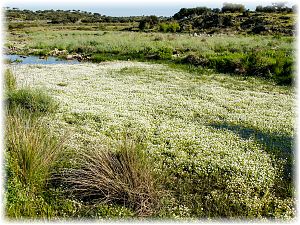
[3,0,298,16]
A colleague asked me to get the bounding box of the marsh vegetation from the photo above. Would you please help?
[4,3,296,221]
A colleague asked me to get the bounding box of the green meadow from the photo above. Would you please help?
[4,6,296,221]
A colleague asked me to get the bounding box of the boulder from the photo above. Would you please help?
[66,55,73,60]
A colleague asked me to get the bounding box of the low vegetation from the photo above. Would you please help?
[5,69,63,218]
[4,2,296,221]
[6,27,295,85]
[5,2,296,85]
[5,61,295,220]
[63,136,158,217]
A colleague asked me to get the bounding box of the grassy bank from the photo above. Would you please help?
[6,61,295,220]
[6,26,295,85]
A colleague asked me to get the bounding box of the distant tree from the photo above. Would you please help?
[173,7,211,20]
[272,2,287,11]
[138,16,159,30]
[139,19,148,30]
[148,15,159,27]
[212,8,221,13]
[66,14,79,23]
[173,8,188,20]
[255,3,292,13]
[221,3,245,13]
[256,5,264,12]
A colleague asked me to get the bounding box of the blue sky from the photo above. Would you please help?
[3,0,298,16]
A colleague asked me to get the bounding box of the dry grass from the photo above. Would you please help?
[63,136,158,217]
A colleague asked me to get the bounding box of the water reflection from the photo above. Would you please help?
[4,54,80,65]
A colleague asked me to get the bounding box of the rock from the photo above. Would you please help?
[66,55,73,60]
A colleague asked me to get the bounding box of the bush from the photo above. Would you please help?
[62,137,159,216]
[242,51,274,77]
[181,54,209,67]
[209,53,245,74]
[159,22,180,33]
[273,56,294,85]
[144,46,173,60]
[7,88,58,113]
[156,47,173,59]
[8,23,25,30]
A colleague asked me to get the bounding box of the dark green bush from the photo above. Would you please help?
[145,46,173,60]
[243,51,274,77]
[181,54,209,67]
[273,57,294,85]
[209,53,245,74]
[242,50,294,84]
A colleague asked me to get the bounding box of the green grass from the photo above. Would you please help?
[5,69,17,92]
[5,109,65,219]
[7,88,59,113]
[8,61,295,219]
[4,70,65,219]
[7,26,295,84]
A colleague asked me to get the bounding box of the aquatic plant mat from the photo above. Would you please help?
[7,61,295,219]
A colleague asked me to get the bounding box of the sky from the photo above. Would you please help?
[2,0,298,17]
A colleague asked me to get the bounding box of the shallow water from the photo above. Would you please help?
[4,54,80,65]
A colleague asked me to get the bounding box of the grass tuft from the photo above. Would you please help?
[63,136,158,217]
[6,108,64,191]
[7,88,58,113]
[5,69,17,92]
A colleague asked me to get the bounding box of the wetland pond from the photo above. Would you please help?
[4,54,80,65]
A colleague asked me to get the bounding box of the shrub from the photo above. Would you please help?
[159,23,168,33]
[8,22,25,30]
[62,137,158,216]
[181,54,209,67]
[242,51,274,77]
[159,22,180,33]
[32,49,49,56]
[156,47,173,59]
[273,56,294,85]
[146,46,173,60]
[209,53,245,74]
[7,88,58,113]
